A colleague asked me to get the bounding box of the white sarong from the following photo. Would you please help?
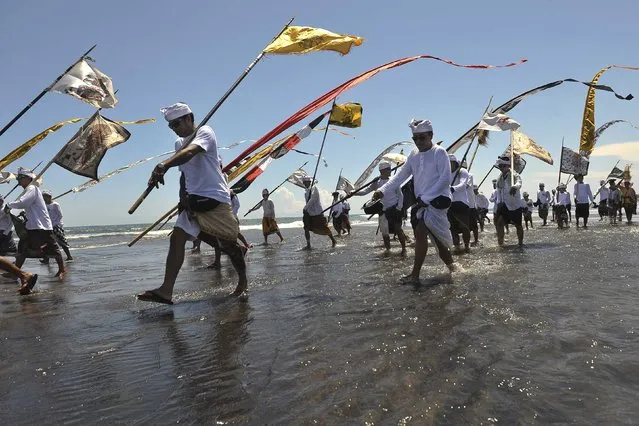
[416,205,453,249]
[174,210,200,241]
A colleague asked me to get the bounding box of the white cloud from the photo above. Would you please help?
[591,141,639,161]
[270,185,336,216]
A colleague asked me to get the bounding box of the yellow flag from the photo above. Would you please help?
[511,129,553,165]
[329,102,362,128]
[579,65,639,156]
[263,26,364,55]
[114,118,156,125]
[0,118,83,171]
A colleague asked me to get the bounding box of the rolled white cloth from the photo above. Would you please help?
[174,210,200,241]
[416,205,453,249]
[161,103,192,121]
[409,119,433,134]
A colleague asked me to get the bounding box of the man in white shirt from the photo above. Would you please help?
[138,103,248,304]
[597,179,609,220]
[474,186,490,232]
[373,119,456,284]
[556,183,570,228]
[0,197,16,255]
[464,167,480,246]
[573,174,594,228]
[494,157,524,247]
[302,176,337,249]
[521,192,534,230]
[535,183,551,226]
[354,161,406,253]
[5,168,65,279]
[340,194,352,235]
[449,154,471,253]
[489,178,508,233]
[261,188,284,244]
[42,190,73,261]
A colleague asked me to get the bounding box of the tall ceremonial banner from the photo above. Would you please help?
[223,55,528,175]
[579,65,639,157]
[354,141,413,187]
[230,112,329,192]
[560,147,589,175]
[593,119,639,146]
[263,26,364,55]
[54,112,130,179]
[328,103,363,128]
[66,151,173,195]
[0,118,83,171]
[447,78,634,154]
[511,129,553,165]
[50,60,118,108]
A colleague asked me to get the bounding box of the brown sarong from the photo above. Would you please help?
[303,213,332,236]
[193,202,239,241]
[262,217,280,235]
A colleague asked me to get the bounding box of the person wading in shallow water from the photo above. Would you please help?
[137,102,247,304]
[573,174,594,229]
[301,176,337,249]
[5,167,65,279]
[373,118,456,284]
[493,157,524,247]
[353,161,407,254]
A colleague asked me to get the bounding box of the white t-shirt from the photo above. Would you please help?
[8,185,53,230]
[599,187,610,201]
[450,168,470,206]
[262,199,275,217]
[379,145,451,205]
[304,186,324,216]
[557,192,571,206]
[573,183,594,204]
[47,202,64,227]
[174,126,231,204]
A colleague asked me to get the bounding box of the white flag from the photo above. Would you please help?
[336,175,355,193]
[50,60,118,108]
[477,112,520,132]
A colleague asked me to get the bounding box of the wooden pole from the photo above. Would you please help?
[128,17,295,214]
[309,98,337,194]
[128,205,179,247]
[242,161,308,217]
[0,44,97,137]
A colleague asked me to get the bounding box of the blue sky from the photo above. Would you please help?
[2,0,639,226]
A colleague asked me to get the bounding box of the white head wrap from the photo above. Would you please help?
[17,167,36,179]
[302,176,312,183]
[378,161,391,171]
[448,154,458,163]
[523,192,529,197]
[42,189,52,196]
[160,102,192,121]
[495,157,510,167]
[262,189,269,195]
[408,119,433,134]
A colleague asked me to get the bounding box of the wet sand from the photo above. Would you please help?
[2,217,639,424]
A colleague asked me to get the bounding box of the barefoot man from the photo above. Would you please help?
[261,188,284,244]
[302,176,337,249]
[137,103,248,304]
[373,119,456,284]
[5,167,65,279]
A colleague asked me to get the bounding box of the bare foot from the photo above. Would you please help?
[207,262,221,270]
[55,270,66,280]
[398,274,420,285]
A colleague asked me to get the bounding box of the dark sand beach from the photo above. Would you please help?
[1,216,639,424]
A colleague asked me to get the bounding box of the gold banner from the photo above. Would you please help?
[264,26,364,55]
[0,118,83,171]
[580,65,639,156]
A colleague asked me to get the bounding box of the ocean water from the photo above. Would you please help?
[1,213,639,424]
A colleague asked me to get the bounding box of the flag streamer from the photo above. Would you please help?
[579,65,639,157]
[447,78,634,153]
[0,118,83,171]
[593,119,639,146]
[224,55,527,174]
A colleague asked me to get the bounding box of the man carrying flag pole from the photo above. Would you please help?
[137,103,248,303]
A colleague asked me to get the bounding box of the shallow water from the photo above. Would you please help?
[2,216,639,424]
